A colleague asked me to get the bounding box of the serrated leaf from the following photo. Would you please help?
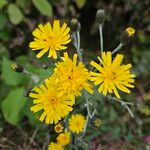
[1,57,24,86]
[1,88,26,125]
[32,0,53,16]
[7,3,24,25]
[0,0,7,9]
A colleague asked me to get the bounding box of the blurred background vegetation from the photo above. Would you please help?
[0,0,150,149]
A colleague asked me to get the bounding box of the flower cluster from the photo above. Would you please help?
[27,18,136,149]
[29,51,92,124]
[48,132,71,150]
[48,114,86,150]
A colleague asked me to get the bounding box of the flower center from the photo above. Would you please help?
[47,36,57,48]
[47,95,58,106]
[104,68,116,81]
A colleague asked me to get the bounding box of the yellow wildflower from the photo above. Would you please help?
[29,20,71,59]
[29,78,75,124]
[52,52,93,100]
[54,123,64,133]
[48,142,63,150]
[90,51,135,99]
[57,132,71,146]
[69,114,86,134]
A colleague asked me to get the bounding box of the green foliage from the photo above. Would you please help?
[0,14,7,30]
[0,0,149,149]
[0,0,7,9]
[1,57,25,86]
[32,0,53,16]
[7,3,24,25]
[1,88,26,125]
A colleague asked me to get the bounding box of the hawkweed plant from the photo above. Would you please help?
[11,9,136,150]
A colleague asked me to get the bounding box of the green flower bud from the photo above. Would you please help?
[11,63,24,73]
[96,9,105,24]
[70,18,81,32]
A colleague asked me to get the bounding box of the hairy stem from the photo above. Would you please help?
[112,43,123,54]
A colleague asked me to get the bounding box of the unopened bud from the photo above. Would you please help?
[11,63,24,73]
[120,27,135,45]
[91,116,102,128]
[70,18,81,32]
[96,9,105,24]
[54,122,65,133]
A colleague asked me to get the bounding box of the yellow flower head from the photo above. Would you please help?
[54,123,64,133]
[69,114,86,134]
[53,52,93,100]
[90,51,135,99]
[57,132,71,146]
[48,142,63,150]
[29,20,71,59]
[29,78,75,124]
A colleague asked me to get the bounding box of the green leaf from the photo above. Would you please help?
[7,3,24,25]
[0,45,9,57]
[0,0,7,9]
[1,57,24,86]
[1,87,26,125]
[0,30,10,41]
[0,14,7,30]
[16,0,30,9]
[32,0,53,16]
[22,100,41,126]
[75,0,86,9]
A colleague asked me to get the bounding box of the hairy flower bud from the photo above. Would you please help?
[120,27,135,45]
[70,18,81,32]
[11,63,24,73]
[91,116,102,128]
[96,9,105,24]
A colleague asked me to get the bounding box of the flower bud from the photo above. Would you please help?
[54,122,65,133]
[11,63,24,73]
[70,18,81,32]
[96,9,105,24]
[120,27,135,45]
[91,116,102,128]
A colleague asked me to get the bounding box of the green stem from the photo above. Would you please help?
[112,43,123,54]
[99,24,103,56]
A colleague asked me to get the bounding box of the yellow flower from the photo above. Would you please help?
[29,78,75,124]
[48,142,63,150]
[53,52,93,100]
[69,114,86,134]
[57,132,71,146]
[55,123,64,133]
[29,20,71,59]
[90,51,135,99]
